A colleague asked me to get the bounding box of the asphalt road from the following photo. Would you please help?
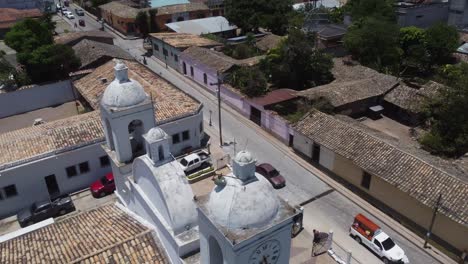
[58,8,446,264]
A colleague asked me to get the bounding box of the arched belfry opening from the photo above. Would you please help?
[128,119,145,159]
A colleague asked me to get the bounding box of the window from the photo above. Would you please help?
[100,156,110,167]
[190,66,194,77]
[203,73,207,84]
[182,130,190,141]
[153,43,159,51]
[79,162,90,174]
[199,122,203,133]
[361,171,371,189]
[373,240,382,250]
[66,165,78,177]
[4,185,17,198]
[172,133,180,144]
[158,145,164,161]
[381,238,395,251]
[174,54,178,62]
[163,48,168,56]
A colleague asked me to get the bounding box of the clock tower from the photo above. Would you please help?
[196,151,300,264]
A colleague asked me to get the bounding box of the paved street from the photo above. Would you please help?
[58,8,448,264]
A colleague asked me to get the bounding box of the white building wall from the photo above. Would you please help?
[0,143,110,218]
[293,133,312,158]
[159,111,203,155]
[319,146,335,171]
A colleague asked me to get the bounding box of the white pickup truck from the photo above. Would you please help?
[350,214,409,264]
[179,150,211,173]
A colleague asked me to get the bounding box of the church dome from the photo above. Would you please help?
[101,60,148,108]
[146,127,166,141]
[206,175,280,229]
[234,150,254,164]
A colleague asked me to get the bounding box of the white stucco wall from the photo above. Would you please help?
[0,143,110,218]
[0,80,76,118]
[293,133,312,158]
[318,146,335,170]
[159,111,203,156]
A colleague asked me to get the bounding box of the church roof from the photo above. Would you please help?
[0,204,169,263]
[74,59,201,121]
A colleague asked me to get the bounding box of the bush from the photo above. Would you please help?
[227,66,268,98]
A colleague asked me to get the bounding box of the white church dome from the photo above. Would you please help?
[207,176,280,229]
[101,60,148,108]
[146,127,166,142]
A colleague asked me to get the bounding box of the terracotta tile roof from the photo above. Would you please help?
[73,59,201,121]
[72,39,134,69]
[294,110,468,226]
[182,46,263,73]
[299,58,399,107]
[251,89,298,107]
[0,204,168,263]
[255,34,283,51]
[149,33,221,49]
[156,2,208,15]
[384,81,443,113]
[54,31,114,45]
[99,1,139,18]
[0,8,42,29]
[0,111,104,170]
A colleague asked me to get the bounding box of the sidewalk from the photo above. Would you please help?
[291,228,337,264]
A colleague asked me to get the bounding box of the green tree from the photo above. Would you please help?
[345,0,395,21]
[260,29,333,90]
[344,16,401,72]
[20,44,81,83]
[420,63,468,157]
[5,18,53,53]
[425,23,458,66]
[136,11,149,37]
[91,0,110,8]
[0,53,30,91]
[39,13,56,32]
[227,67,268,97]
[148,9,158,33]
[399,26,429,71]
[328,7,344,24]
[224,0,293,35]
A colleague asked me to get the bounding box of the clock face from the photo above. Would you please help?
[248,239,281,264]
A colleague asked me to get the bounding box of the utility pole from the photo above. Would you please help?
[210,71,224,146]
[424,193,442,248]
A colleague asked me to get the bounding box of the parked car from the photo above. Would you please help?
[350,214,409,264]
[56,3,61,11]
[255,163,286,189]
[61,7,68,14]
[75,8,84,16]
[64,11,75,19]
[17,195,76,228]
[90,172,115,198]
[78,19,85,27]
[179,150,211,173]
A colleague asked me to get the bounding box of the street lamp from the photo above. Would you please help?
[209,110,212,126]
[209,71,226,147]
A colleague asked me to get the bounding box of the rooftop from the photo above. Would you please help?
[0,8,42,29]
[294,110,468,227]
[150,0,189,8]
[54,30,114,45]
[299,58,399,107]
[383,81,443,113]
[99,1,139,18]
[72,39,134,69]
[149,32,220,49]
[73,59,201,121]
[251,89,298,107]
[156,2,208,15]
[255,34,283,51]
[0,204,169,263]
[165,16,237,35]
[182,46,264,73]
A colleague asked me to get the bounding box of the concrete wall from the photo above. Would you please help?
[397,3,449,28]
[150,38,182,72]
[449,0,468,27]
[159,110,203,155]
[101,9,137,35]
[0,143,110,218]
[0,80,76,118]
[0,0,39,9]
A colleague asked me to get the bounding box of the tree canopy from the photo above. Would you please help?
[19,44,81,83]
[136,11,149,37]
[227,67,268,98]
[224,0,293,35]
[5,18,53,53]
[345,0,395,21]
[419,63,468,157]
[425,23,459,66]
[344,16,401,73]
[260,29,333,90]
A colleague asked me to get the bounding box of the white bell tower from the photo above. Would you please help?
[196,151,300,264]
[142,127,171,166]
[100,60,155,164]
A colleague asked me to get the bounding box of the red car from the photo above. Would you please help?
[90,172,115,198]
[255,163,286,189]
